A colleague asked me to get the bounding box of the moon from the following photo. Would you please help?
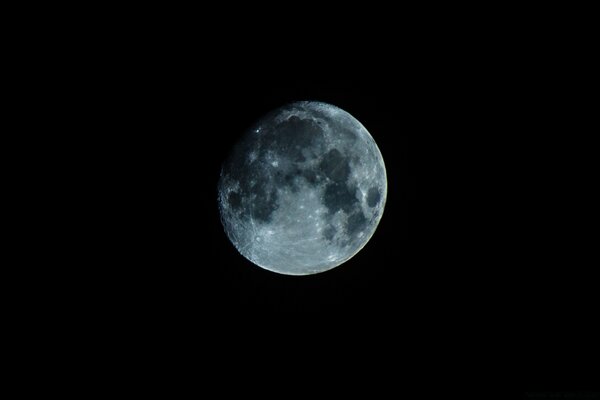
[218,101,387,275]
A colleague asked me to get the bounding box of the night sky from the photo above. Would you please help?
[87,40,594,394]
[38,6,599,396]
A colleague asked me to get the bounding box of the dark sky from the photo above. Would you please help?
[45,9,599,394]
[64,18,599,394]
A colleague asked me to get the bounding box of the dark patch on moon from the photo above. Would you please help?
[346,210,368,237]
[247,180,279,223]
[323,225,336,241]
[367,187,381,208]
[272,165,306,193]
[322,182,358,214]
[319,148,350,183]
[284,172,296,186]
[262,116,325,163]
[302,169,319,186]
[251,195,278,223]
[228,191,242,210]
[272,169,289,186]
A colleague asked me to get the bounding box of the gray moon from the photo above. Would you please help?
[218,101,387,275]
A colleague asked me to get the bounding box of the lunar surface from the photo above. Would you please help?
[218,101,387,275]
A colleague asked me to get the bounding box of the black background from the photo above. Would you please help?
[59,14,596,395]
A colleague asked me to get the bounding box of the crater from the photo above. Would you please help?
[367,187,381,208]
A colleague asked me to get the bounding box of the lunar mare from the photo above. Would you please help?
[218,101,387,275]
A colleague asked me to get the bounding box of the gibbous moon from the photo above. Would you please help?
[218,101,387,275]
